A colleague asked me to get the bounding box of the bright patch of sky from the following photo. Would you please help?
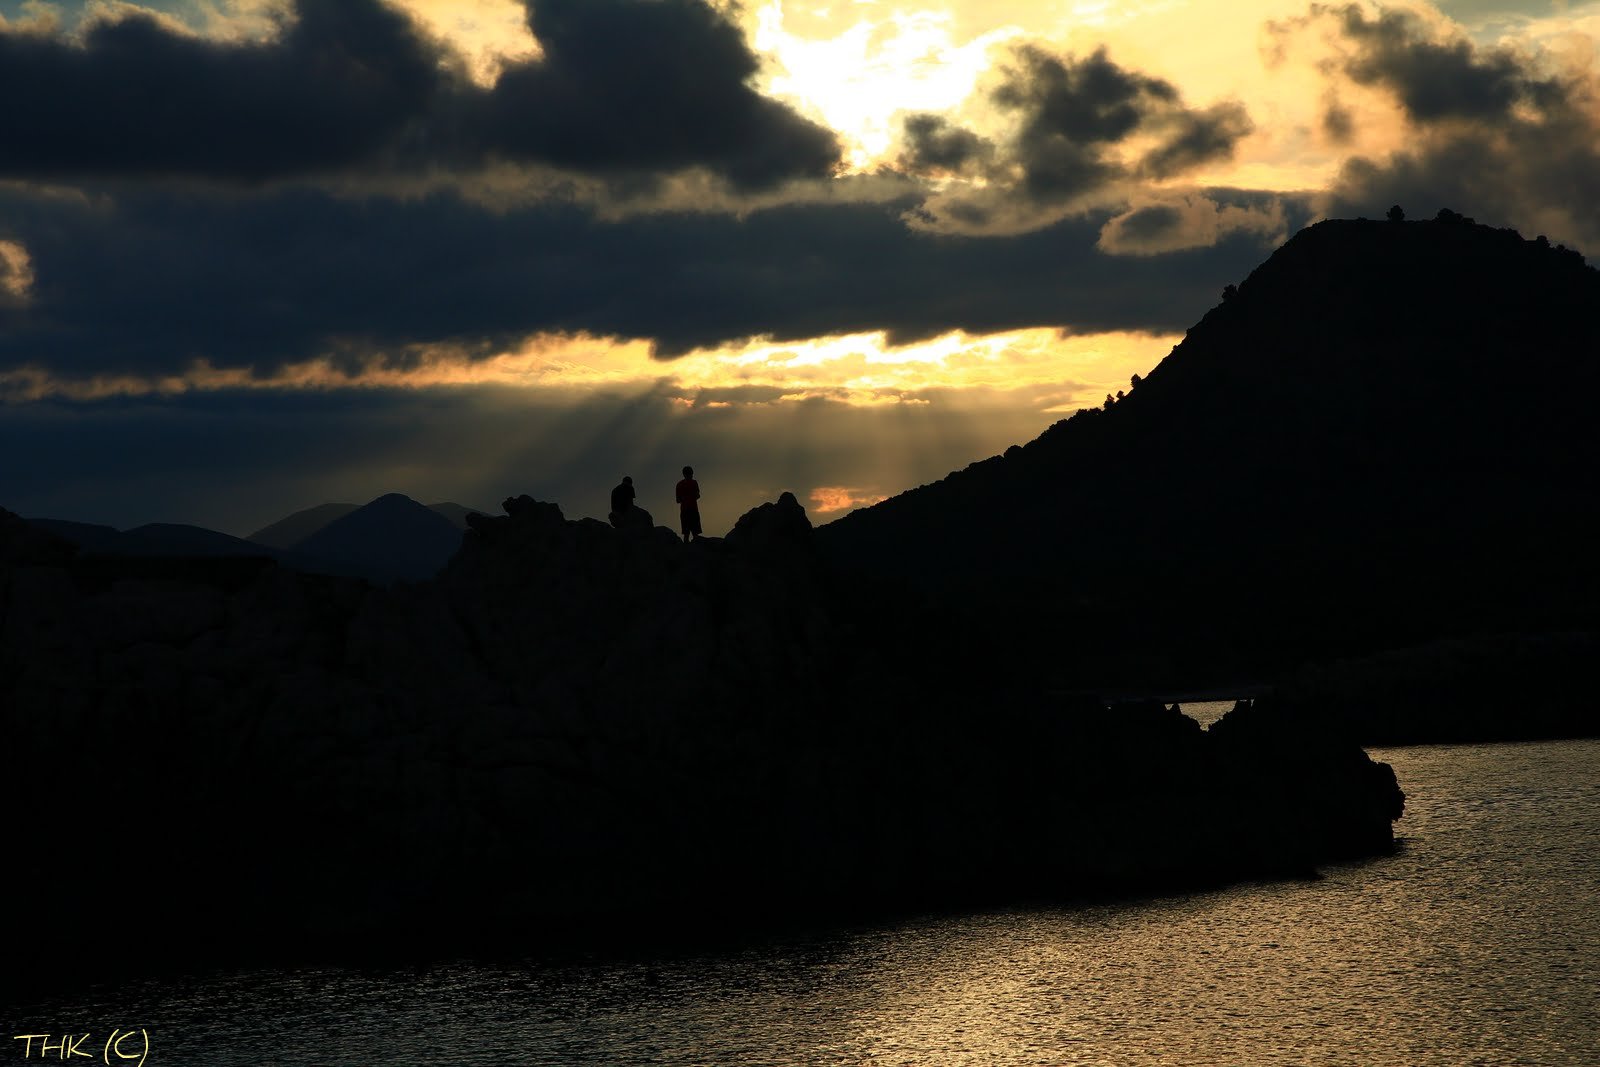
[0,326,1176,417]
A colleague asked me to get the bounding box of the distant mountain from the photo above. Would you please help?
[248,503,358,550]
[425,502,490,530]
[27,518,128,555]
[118,523,277,558]
[821,213,1600,684]
[29,518,274,559]
[294,493,465,582]
[31,495,480,583]
[249,500,485,549]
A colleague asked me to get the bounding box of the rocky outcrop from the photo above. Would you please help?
[1,498,1404,965]
[1253,632,1600,745]
[606,502,655,534]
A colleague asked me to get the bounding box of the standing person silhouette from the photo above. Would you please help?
[675,466,702,543]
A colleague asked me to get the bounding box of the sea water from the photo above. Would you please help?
[9,708,1597,1066]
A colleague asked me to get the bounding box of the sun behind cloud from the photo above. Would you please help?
[752,1,1022,168]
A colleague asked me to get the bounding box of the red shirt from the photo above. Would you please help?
[675,478,700,509]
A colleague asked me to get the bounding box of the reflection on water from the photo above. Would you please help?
[9,735,1598,1065]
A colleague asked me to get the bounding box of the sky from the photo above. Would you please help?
[2,0,1597,536]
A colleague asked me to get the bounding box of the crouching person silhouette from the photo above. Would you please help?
[608,475,635,528]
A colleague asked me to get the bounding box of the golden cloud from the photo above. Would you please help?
[0,326,1178,413]
[809,486,891,514]
[0,239,35,304]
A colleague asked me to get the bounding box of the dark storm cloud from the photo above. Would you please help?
[1109,204,1185,245]
[901,46,1253,203]
[998,46,1174,200]
[996,45,1256,199]
[1325,3,1560,122]
[0,0,442,180]
[1321,95,1355,144]
[997,46,1177,146]
[1095,190,1289,256]
[0,181,1313,378]
[473,0,840,188]
[1307,4,1600,249]
[1138,103,1255,180]
[899,115,994,175]
[0,0,840,188]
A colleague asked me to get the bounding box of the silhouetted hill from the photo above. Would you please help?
[294,492,464,581]
[26,518,127,554]
[247,502,358,549]
[119,523,275,557]
[821,214,1600,685]
[30,517,276,559]
[427,502,490,529]
[250,500,486,549]
[31,496,483,582]
[1,497,1401,968]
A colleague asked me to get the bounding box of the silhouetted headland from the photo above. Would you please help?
[16,211,1595,970]
[822,212,1599,739]
[2,492,1400,970]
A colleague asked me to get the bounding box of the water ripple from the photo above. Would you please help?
[9,737,1597,1065]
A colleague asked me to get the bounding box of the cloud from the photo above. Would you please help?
[809,487,888,514]
[0,0,443,180]
[996,45,1181,201]
[900,44,1255,233]
[997,45,1253,199]
[1321,93,1356,144]
[0,318,1176,421]
[1138,102,1256,179]
[0,239,34,305]
[1324,3,1560,123]
[0,180,1304,381]
[1097,193,1289,257]
[465,0,841,189]
[0,0,841,188]
[898,114,995,176]
[1296,2,1600,249]
[392,0,538,85]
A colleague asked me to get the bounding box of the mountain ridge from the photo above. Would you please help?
[30,494,491,583]
[820,213,1600,683]
[292,492,466,582]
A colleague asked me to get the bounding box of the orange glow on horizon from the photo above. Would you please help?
[810,486,892,514]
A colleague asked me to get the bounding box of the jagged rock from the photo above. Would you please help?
[607,503,654,534]
[501,494,564,524]
[726,490,812,553]
[0,497,1405,964]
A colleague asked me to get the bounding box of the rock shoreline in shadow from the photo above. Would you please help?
[2,494,1401,970]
